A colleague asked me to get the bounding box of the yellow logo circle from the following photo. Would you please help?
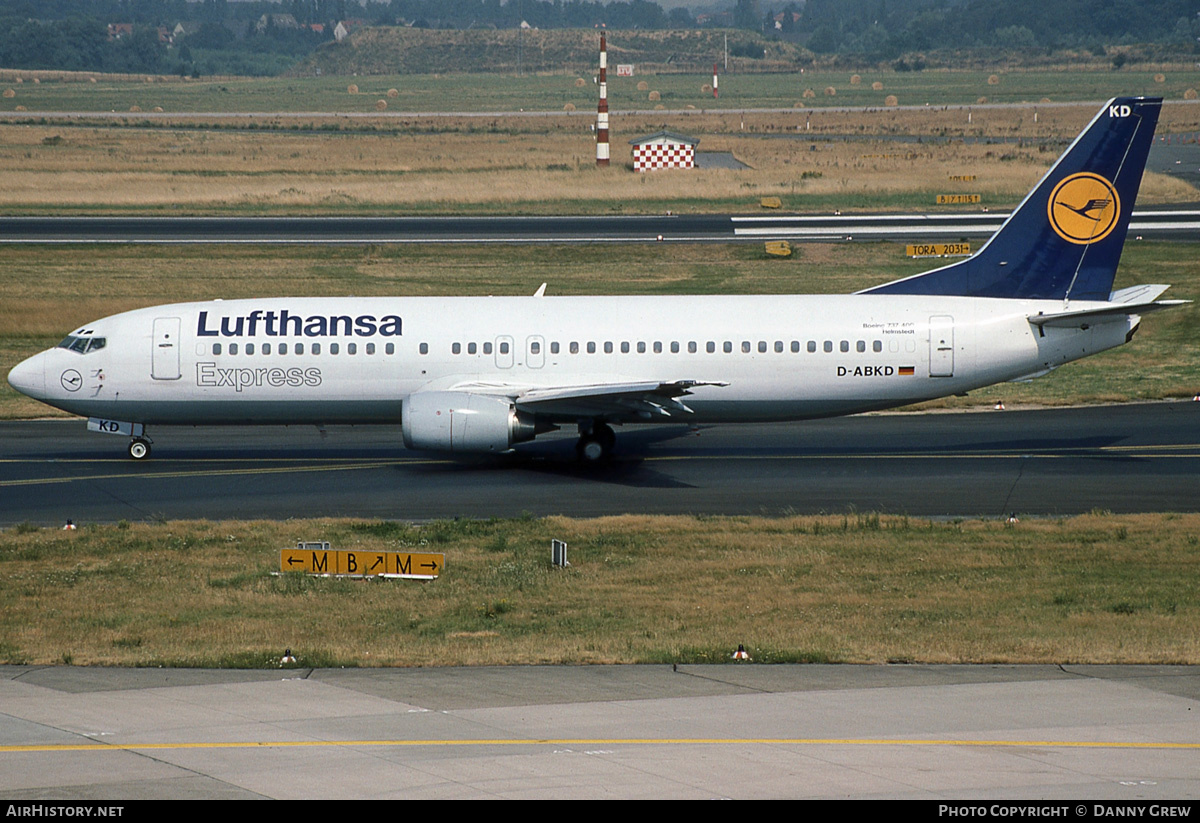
[1047,172,1120,245]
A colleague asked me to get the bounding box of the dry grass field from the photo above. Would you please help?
[2,513,1198,667]
[0,102,1197,214]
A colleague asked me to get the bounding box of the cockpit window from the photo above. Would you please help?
[57,336,106,354]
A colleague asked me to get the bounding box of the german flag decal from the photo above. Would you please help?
[899,366,915,375]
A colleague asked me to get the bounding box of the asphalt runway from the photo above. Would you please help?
[3,208,1200,244]
[2,664,1198,799]
[1,402,1198,524]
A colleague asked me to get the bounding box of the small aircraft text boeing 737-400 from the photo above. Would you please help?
[7,97,1188,461]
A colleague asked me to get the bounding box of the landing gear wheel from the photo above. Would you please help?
[128,438,151,460]
[577,437,606,463]
[576,422,616,463]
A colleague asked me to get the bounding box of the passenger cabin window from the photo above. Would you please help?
[348,343,357,355]
[366,343,375,355]
[419,343,428,355]
[213,343,222,355]
[330,343,339,355]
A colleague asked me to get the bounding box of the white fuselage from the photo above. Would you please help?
[9,294,1135,427]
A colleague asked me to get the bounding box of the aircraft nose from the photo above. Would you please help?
[7,352,46,399]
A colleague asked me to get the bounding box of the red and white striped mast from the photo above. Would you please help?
[713,63,719,99]
[596,32,609,166]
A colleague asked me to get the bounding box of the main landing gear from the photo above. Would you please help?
[576,421,616,463]
[128,435,153,460]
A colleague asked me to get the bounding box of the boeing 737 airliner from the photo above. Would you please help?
[7,97,1188,461]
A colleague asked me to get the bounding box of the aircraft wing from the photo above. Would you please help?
[444,379,728,419]
[1028,284,1190,328]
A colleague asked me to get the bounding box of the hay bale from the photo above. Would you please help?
[129,105,141,112]
[701,83,712,94]
[387,88,399,98]
[14,77,22,84]
[14,105,24,111]
[802,88,816,98]
[824,86,836,96]
[1185,88,1198,100]
[347,84,358,94]
[987,74,1000,85]
[152,106,163,113]
[885,95,898,106]
[574,77,586,88]
[89,77,96,83]
[1155,73,1166,83]
[872,81,883,91]
[32,77,39,84]
[2,89,14,98]
[654,103,665,110]
[563,102,576,111]
[850,74,861,85]
[375,99,387,111]
[648,90,660,101]
[793,101,805,108]
[637,80,649,91]
[1040,97,1051,103]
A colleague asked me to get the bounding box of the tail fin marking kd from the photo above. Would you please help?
[862,97,1162,302]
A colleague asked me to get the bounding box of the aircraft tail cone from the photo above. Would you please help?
[732,644,750,661]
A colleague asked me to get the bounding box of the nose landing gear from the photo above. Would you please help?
[128,435,153,460]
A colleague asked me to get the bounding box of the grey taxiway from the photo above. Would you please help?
[2,664,1198,799]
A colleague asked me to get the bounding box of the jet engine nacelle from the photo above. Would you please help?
[402,391,538,453]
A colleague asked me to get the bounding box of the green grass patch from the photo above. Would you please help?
[4,66,1200,115]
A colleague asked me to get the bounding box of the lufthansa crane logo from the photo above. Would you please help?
[1047,172,1121,245]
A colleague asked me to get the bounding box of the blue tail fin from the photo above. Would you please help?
[863,97,1161,301]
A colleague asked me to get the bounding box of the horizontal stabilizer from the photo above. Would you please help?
[1028,286,1190,328]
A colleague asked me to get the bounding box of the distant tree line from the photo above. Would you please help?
[0,0,1196,75]
[765,0,1200,60]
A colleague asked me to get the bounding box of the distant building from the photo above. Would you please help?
[630,131,699,173]
[107,23,133,41]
